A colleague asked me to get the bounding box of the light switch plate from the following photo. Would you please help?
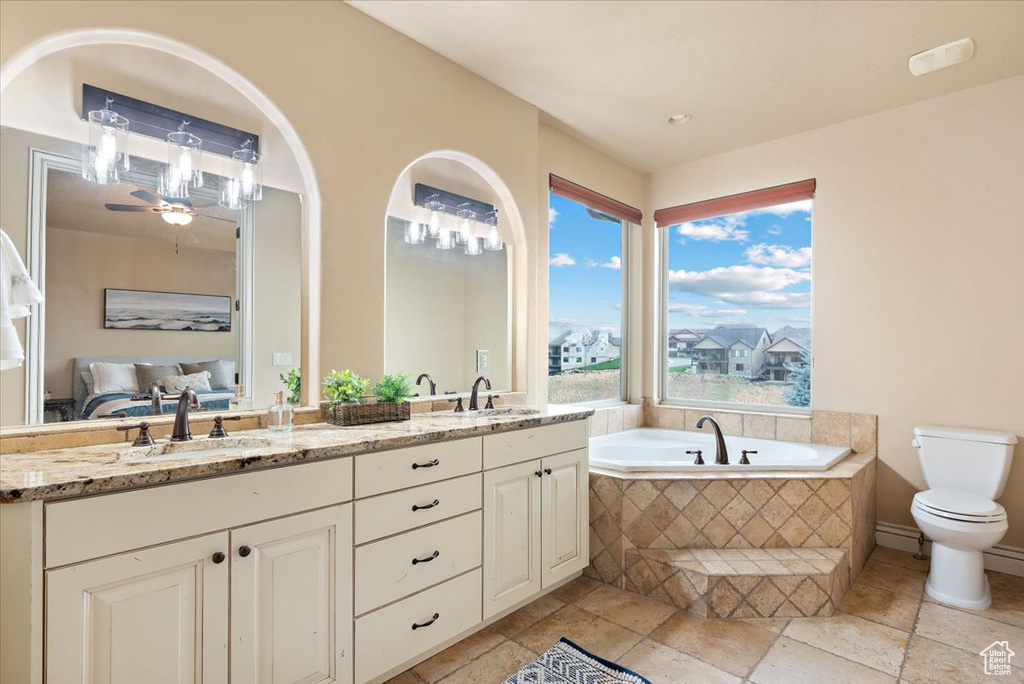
[273,352,293,366]
[476,349,490,373]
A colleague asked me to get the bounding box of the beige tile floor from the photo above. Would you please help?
[388,547,1024,684]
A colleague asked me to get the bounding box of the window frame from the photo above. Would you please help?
[658,212,811,416]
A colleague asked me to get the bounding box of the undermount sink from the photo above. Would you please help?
[119,437,274,463]
[449,407,541,418]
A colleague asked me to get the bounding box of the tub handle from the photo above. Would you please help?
[686,449,704,465]
[740,449,757,465]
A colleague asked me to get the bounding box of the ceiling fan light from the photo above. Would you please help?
[82,103,129,185]
[162,211,193,226]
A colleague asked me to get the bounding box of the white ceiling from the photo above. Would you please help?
[348,1,1024,172]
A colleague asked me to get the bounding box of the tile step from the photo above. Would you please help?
[623,547,851,619]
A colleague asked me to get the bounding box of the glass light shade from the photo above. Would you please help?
[82,109,129,185]
[465,234,482,255]
[428,209,441,236]
[436,227,455,250]
[404,221,425,245]
[163,128,203,197]
[232,146,263,201]
[219,177,243,210]
[161,211,193,226]
[456,210,476,244]
[484,224,504,251]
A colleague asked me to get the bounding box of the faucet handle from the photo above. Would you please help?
[117,421,155,447]
[485,395,495,409]
[739,449,757,465]
[449,397,465,412]
[686,449,704,465]
[209,415,243,438]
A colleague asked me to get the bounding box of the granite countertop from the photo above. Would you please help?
[0,405,592,504]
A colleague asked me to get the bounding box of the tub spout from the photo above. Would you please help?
[696,415,729,465]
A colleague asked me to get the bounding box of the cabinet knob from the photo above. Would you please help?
[238,545,252,558]
[544,468,552,475]
[211,552,225,564]
[535,470,542,478]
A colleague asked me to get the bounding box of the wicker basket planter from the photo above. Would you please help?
[327,401,411,426]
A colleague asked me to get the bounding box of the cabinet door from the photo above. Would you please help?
[483,460,542,619]
[541,448,589,588]
[230,504,353,684]
[46,532,229,684]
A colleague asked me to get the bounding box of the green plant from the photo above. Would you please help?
[322,369,369,407]
[372,372,412,404]
[279,368,301,405]
[783,351,812,408]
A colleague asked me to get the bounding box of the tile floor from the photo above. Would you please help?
[388,547,1024,684]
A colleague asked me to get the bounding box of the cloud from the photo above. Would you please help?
[767,225,783,236]
[585,256,621,270]
[549,317,583,327]
[668,265,811,308]
[745,244,812,268]
[676,217,749,242]
[667,303,747,318]
[743,199,812,218]
[549,253,576,267]
[548,207,559,228]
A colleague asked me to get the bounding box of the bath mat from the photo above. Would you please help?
[504,637,652,684]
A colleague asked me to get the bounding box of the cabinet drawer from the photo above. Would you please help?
[355,569,482,683]
[45,458,353,568]
[355,474,481,544]
[355,438,481,498]
[483,421,588,470]
[355,512,481,615]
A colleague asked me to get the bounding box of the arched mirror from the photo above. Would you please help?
[384,154,514,396]
[0,41,311,427]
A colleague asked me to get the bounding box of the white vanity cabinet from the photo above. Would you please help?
[482,423,589,619]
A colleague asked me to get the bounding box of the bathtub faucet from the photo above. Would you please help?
[696,415,729,465]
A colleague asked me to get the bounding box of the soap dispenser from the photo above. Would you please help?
[267,390,293,432]
[229,384,252,412]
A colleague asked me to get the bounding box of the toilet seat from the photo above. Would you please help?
[912,489,1007,523]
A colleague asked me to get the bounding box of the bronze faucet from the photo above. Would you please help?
[148,381,164,416]
[696,415,730,465]
[416,373,438,396]
[170,387,200,442]
[469,376,491,411]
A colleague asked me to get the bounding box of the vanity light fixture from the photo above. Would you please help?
[456,206,476,244]
[219,139,263,208]
[404,220,425,245]
[82,96,130,185]
[161,121,203,197]
[436,224,456,250]
[424,194,445,237]
[483,212,504,251]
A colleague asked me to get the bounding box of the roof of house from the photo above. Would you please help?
[549,328,620,348]
[702,325,768,350]
[768,326,811,353]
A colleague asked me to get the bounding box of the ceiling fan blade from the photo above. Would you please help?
[196,214,237,223]
[130,190,166,206]
[105,204,161,212]
[189,201,219,209]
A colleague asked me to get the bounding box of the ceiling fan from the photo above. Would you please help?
[104,189,235,226]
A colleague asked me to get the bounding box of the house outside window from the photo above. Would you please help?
[658,180,814,409]
[548,175,638,404]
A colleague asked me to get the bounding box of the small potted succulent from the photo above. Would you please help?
[371,372,413,422]
[323,369,370,425]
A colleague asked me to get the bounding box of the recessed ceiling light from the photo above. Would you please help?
[667,113,692,125]
[909,38,974,76]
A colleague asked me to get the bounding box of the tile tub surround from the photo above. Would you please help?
[623,547,850,619]
[587,403,643,438]
[386,548,1024,683]
[586,453,876,589]
[0,405,592,503]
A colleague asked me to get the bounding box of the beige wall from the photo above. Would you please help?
[43,227,236,399]
[537,123,649,402]
[647,76,1024,546]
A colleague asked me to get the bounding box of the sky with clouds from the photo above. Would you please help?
[548,193,812,342]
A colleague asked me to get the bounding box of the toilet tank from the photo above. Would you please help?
[913,425,1018,499]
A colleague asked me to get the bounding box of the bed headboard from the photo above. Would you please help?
[72,355,235,417]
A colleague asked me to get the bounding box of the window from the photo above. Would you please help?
[658,180,813,409]
[563,357,569,362]
[548,175,640,404]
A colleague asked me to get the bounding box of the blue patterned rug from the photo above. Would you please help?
[504,637,651,684]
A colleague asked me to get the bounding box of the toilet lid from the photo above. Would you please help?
[913,489,1007,522]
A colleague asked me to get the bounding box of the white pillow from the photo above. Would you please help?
[160,371,212,393]
[89,362,140,394]
[80,370,95,396]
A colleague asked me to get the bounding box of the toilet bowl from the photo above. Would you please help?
[911,489,1008,609]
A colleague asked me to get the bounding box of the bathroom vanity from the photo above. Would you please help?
[0,408,591,684]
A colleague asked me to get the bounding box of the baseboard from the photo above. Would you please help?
[875,522,1024,577]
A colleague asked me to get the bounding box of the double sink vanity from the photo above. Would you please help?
[0,406,593,684]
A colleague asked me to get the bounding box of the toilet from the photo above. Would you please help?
[910,425,1017,610]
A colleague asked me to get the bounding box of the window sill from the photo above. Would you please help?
[657,398,810,418]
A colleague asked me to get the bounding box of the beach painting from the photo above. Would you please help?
[104,289,232,332]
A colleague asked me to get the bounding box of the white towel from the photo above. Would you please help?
[1,229,44,371]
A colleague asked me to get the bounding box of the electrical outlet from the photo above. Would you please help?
[272,352,293,366]
[476,349,490,373]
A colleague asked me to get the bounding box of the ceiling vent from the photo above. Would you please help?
[909,38,975,76]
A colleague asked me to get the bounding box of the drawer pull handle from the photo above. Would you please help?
[412,613,440,630]
[238,545,252,558]
[412,499,440,512]
[412,459,440,470]
[412,550,440,565]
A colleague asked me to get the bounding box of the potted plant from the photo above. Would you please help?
[322,369,369,425]
[369,372,413,423]
[279,368,301,405]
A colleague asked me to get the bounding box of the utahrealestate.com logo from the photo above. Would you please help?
[979,641,1015,676]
